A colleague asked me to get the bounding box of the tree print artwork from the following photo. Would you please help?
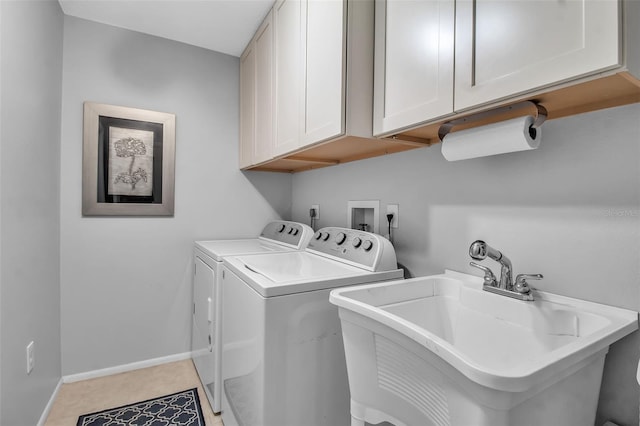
[108,127,154,196]
[113,137,148,189]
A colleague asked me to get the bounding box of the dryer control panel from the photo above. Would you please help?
[307,227,398,272]
[260,221,314,249]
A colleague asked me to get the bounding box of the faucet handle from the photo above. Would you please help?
[514,274,543,294]
[470,262,497,287]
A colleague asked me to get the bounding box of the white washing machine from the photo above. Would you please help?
[192,221,314,413]
[220,227,404,426]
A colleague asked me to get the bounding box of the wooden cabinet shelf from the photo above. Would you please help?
[396,72,640,143]
[246,136,427,173]
[244,72,640,173]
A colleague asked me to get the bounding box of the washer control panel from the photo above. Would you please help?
[260,221,314,249]
[307,227,396,271]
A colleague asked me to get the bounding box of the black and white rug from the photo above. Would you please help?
[76,388,205,426]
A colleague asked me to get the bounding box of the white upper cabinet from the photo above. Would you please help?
[239,41,256,169]
[239,11,274,168]
[373,0,455,136]
[254,13,274,163]
[247,0,374,164]
[454,0,622,111]
[273,0,302,157]
[374,0,629,137]
[300,0,345,146]
[241,0,637,171]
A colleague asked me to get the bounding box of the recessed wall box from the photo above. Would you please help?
[347,200,380,234]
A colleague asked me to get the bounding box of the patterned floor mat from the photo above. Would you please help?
[76,388,204,426]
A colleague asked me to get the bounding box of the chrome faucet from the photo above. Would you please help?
[469,240,513,290]
[469,240,543,301]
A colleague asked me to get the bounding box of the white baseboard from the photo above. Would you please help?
[37,377,63,426]
[62,351,192,384]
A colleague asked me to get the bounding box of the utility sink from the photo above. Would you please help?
[329,270,638,426]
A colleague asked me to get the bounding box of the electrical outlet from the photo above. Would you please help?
[26,341,34,374]
[311,204,320,220]
[386,204,399,228]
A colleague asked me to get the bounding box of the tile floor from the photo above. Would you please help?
[44,359,222,425]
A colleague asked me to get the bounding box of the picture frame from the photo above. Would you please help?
[82,102,176,216]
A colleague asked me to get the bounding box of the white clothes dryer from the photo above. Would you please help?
[220,227,404,426]
[192,221,313,413]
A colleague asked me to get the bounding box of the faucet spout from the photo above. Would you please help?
[469,240,513,290]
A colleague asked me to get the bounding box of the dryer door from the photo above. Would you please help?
[192,256,215,402]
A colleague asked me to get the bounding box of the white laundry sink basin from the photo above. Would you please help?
[330,270,638,426]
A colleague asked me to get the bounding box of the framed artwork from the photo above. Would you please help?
[82,102,176,216]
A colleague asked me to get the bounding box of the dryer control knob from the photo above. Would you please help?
[278,224,286,233]
[352,237,362,248]
[292,228,299,236]
[314,231,323,240]
[287,227,294,234]
[362,240,374,251]
[336,232,346,245]
[322,232,331,241]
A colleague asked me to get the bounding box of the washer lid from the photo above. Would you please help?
[195,239,291,262]
[224,252,403,297]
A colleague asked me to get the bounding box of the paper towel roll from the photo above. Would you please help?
[441,115,541,161]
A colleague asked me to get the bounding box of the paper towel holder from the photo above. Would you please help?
[438,101,547,141]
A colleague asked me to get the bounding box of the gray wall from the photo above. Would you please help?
[59,17,292,375]
[291,103,640,425]
[0,1,64,424]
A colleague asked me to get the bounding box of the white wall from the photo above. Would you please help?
[0,1,64,424]
[291,103,640,425]
[60,17,292,376]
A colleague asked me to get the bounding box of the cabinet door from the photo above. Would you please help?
[239,44,256,168]
[300,0,345,146]
[373,0,455,136]
[455,0,621,111]
[273,0,302,157]
[254,12,274,164]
